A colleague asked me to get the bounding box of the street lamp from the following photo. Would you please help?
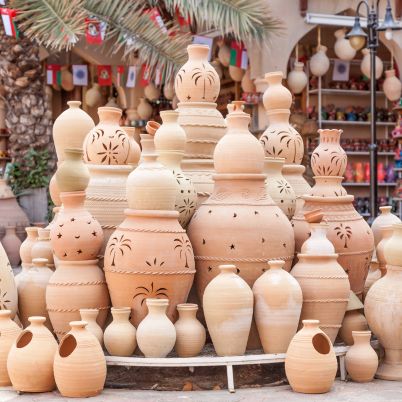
[346,0,402,220]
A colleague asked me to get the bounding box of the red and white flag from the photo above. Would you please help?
[1,8,18,38]
[85,17,107,45]
[46,64,61,85]
[97,65,112,86]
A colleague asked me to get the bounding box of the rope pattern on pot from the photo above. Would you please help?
[119,227,186,234]
[303,298,349,303]
[47,280,107,286]
[104,268,195,275]
[187,139,218,144]
[319,324,342,328]
[185,153,213,159]
[86,195,126,202]
[197,192,212,197]
[47,305,110,312]
[195,255,293,262]
[182,122,225,128]
[293,275,348,279]
[102,224,117,229]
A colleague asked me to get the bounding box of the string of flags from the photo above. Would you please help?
[230,41,248,70]
[0,7,19,38]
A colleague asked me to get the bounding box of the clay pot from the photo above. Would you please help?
[361,48,383,79]
[7,316,57,392]
[287,62,308,94]
[203,265,253,356]
[56,148,90,192]
[19,226,38,266]
[104,307,136,356]
[300,222,335,254]
[146,120,160,136]
[285,320,337,393]
[311,129,347,177]
[377,225,393,276]
[50,191,104,261]
[364,257,381,299]
[79,308,103,347]
[2,226,21,267]
[339,310,368,346]
[137,299,176,358]
[211,59,223,80]
[310,45,330,77]
[175,45,220,103]
[217,42,231,67]
[0,242,18,318]
[371,205,401,246]
[122,126,141,165]
[309,176,348,197]
[282,165,311,212]
[382,223,402,266]
[0,310,21,386]
[0,182,29,231]
[53,101,95,162]
[163,82,175,100]
[54,321,106,397]
[241,68,255,93]
[46,259,110,340]
[174,303,206,357]
[383,69,402,101]
[85,83,103,108]
[31,228,54,268]
[49,173,61,207]
[83,107,130,165]
[144,83,161,102]
[264,157,296,219]
[263,71,292,111]
[334,29,356,61]
[229,65,245,82]
[137,98,153,120]
[346,331,378,382]
[253,260,302,353]
[60,66,74,91]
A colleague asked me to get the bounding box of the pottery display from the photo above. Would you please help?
[300,221,335,254]
[376,225,393,277]
[79,308,103,347]
[46,259,110,340]
[287,62,308,94]
[174,303,206,357]
[56,148,90,192]
[241,68,255,93]
[85,83,103,108]
[310,45,330,77]
[136,299,176,358]
[285,320,337,394]
[53,101,95,162]
[203,265,253,356]
[122,126,141,165]
[253,260,302,353]
[144,83,161,102]
[371,205,401,246]
[2,226,21,267]
[104,307,136,357]
[0,242,18,317]
[49,173,61,207]
[154,111,197,227]
[137,98,153,120]
[361,48,383,79]
[19,226,38,266]
[264,157,296,219]
[334,29,356,61]
[263,71,292,111]
[345,331,378,382]
[383,69,402,102]
[31,228,54,269]
[0,310,21,386]
[54,321,106,397]
[83,107,130,165]
[363,256,381,299]
[7,316,57,393]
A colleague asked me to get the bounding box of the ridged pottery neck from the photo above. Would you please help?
[80,309,98,321]
[157,151,183,169]
[146,299,169,315]
[5,226,16,235]
[335,29,346,39]
[111,308,131,322]
[302,319,320,329]
[160,110,179,123]
[266,109,290,124]
[268,260,284,270]
[97,107,122,124]
[26,227,38,239]
[352,331,371,345]
[38,228,50,240]
[309,223,329,240]
[385,69,395,78]
[60,191,86,209]
[187,44,209,61]
[32,258,48,269]
[70,320,88,331]
[380,206,392,215]
[219,264,237,274]
[318,129,342,144]
[265,71,283,86]
[64,148,84,161]
[29,316,46,326]
[140,135,155,154]
[67,101,81,109]
[177,304,198,320]
[294,61,304,71]
[264,157,284,175]
[226,113,251,131]
[0,310,11,320]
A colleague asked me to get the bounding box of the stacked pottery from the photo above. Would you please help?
[376,225,393,277]
[363,255,381,299]
[154,111,197,227]
[31,228,54,269]
[79,308,103,347]
[2,226,21,267]
[123,126,141,165]
[175,44,227,205]
[371,205,400,246]
[260,71,310,213]
[291,219,350,343]
[0,242,18,318]
[292,129,374,299]
[104,134,195,327]
[19,226,38,269]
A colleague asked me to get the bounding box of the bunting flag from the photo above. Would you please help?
[147,8,167,34]
[230,41,248,69]
[139,64,151,87]
[46,64,62,85]
[116,65,125,87]
[1,8,19,38]
[72,65,88,86]
[126,66,137,88]
[85,17,107,44]
[175,7,191,27]
[97,65,112,86]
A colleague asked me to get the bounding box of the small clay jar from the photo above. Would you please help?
[383,69,402,102]
[19,227,38,266]
[345,331,378,382]
[376,225,393,277]
[310,45,330,77]
[79,308,104,347]
[263,71,292,111]
[174,303,206,357]
[334,28,356,61]
[7,316,58,392]
[104,307,137,357]
[287,62,308,94]
[371,206,400,246]
[0,310,21,386]
[137,98,153,120]
[136,299,176,358]
[300,222,335,254]
[54,321,106,398]
[31,228,54,269]
[122,126,141,165]
[2,226,21,267]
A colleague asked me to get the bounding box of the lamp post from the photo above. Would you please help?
[346,0,402,220]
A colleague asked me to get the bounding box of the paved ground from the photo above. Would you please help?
[1,380,402,402]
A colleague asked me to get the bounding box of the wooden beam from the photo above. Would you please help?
[300,0,308,17]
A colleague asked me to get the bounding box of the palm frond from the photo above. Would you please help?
[11,0,86,50]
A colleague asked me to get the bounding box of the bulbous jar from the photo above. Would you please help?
[334,29,356,61]
[53,101,95,162]
[300,222,335,254]
[50,191,104,261]
[54,321,106,397]
[345,331,378,382]
[203,265,253,356]
[371,205,401,246]
[376,225,393,277]
[46,259,110,340]
[136,299,176,358]
[83,107,130,165]
[383,69,402,102]
[19,226,38,266]
[241,68,255,93]
[122,126,141,165]
[2,226,21,267]
[79,308,103,347]
[137,98,153,120]
[7,316,58,392]
[309,176,348,197]
[287,62,308,94]
[264,157,296,219]
[85,83,103,108]
[310,45,330,77]
[144,83,161,102]
[31,228,54,268]
[339,310,368,346]
[364,258,381,299]
[49,173,61,207]
[0,242,18,318]
[104,307,136,356]
[285,320,337,394]
[228,65,245,82]
[263,71,292,111]
[174,303,206,357]
[0,310,21,386]
[311,129,347,177]
[253,260,302,353]
[361,48,383,80]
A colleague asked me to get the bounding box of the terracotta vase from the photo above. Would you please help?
[83,107,130,165]
[339,310,368,346]
[7,316,57,392]
[19,226,38,266]
[286,320,337,393]
[253,260,302,353]
[301,222,335,254]
[61,66,74,91]
[0,310,21,386]
[136,299,176,358]
[241,68,255,93]
[85,83,103,108]
[53,101,95,162]
[163,82,175,100]
[364,257,381,299]
[203,265,253,356]
[137,98,153,120]
[264,157,296,219]
[79,308,103,347]
[346,331,378,382]
[122,126,141,165]
[0,242,18,318]
[31,228,54,269]
[287,62,308,94]
[311,129,347,176]
[154,110,197,227]
[56,148,90,192]
[49,173,61,207]
[46,259,110,340]
[371,205,401,246]
[104,307,136,357]
[54,321,106,397]
[144,83,161,102]
[229,65,245,82]
[263,72,292,111]
[310,45,330,77]
[50,191,104,261]
[217,42,230,67]
[334,28,356,61]
[309,176,348,197]
[2,226,21,267]
[174,303,206,357]
[376,225,393,277]
[383,69,402,101]
[361,48,383,79]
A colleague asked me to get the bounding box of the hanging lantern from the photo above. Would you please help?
[383,69,402,101]
[144,83,161,102]
[361,48,383,79]
[334,29,356,61]
[287,62,308,94]
[310,45,330,77]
